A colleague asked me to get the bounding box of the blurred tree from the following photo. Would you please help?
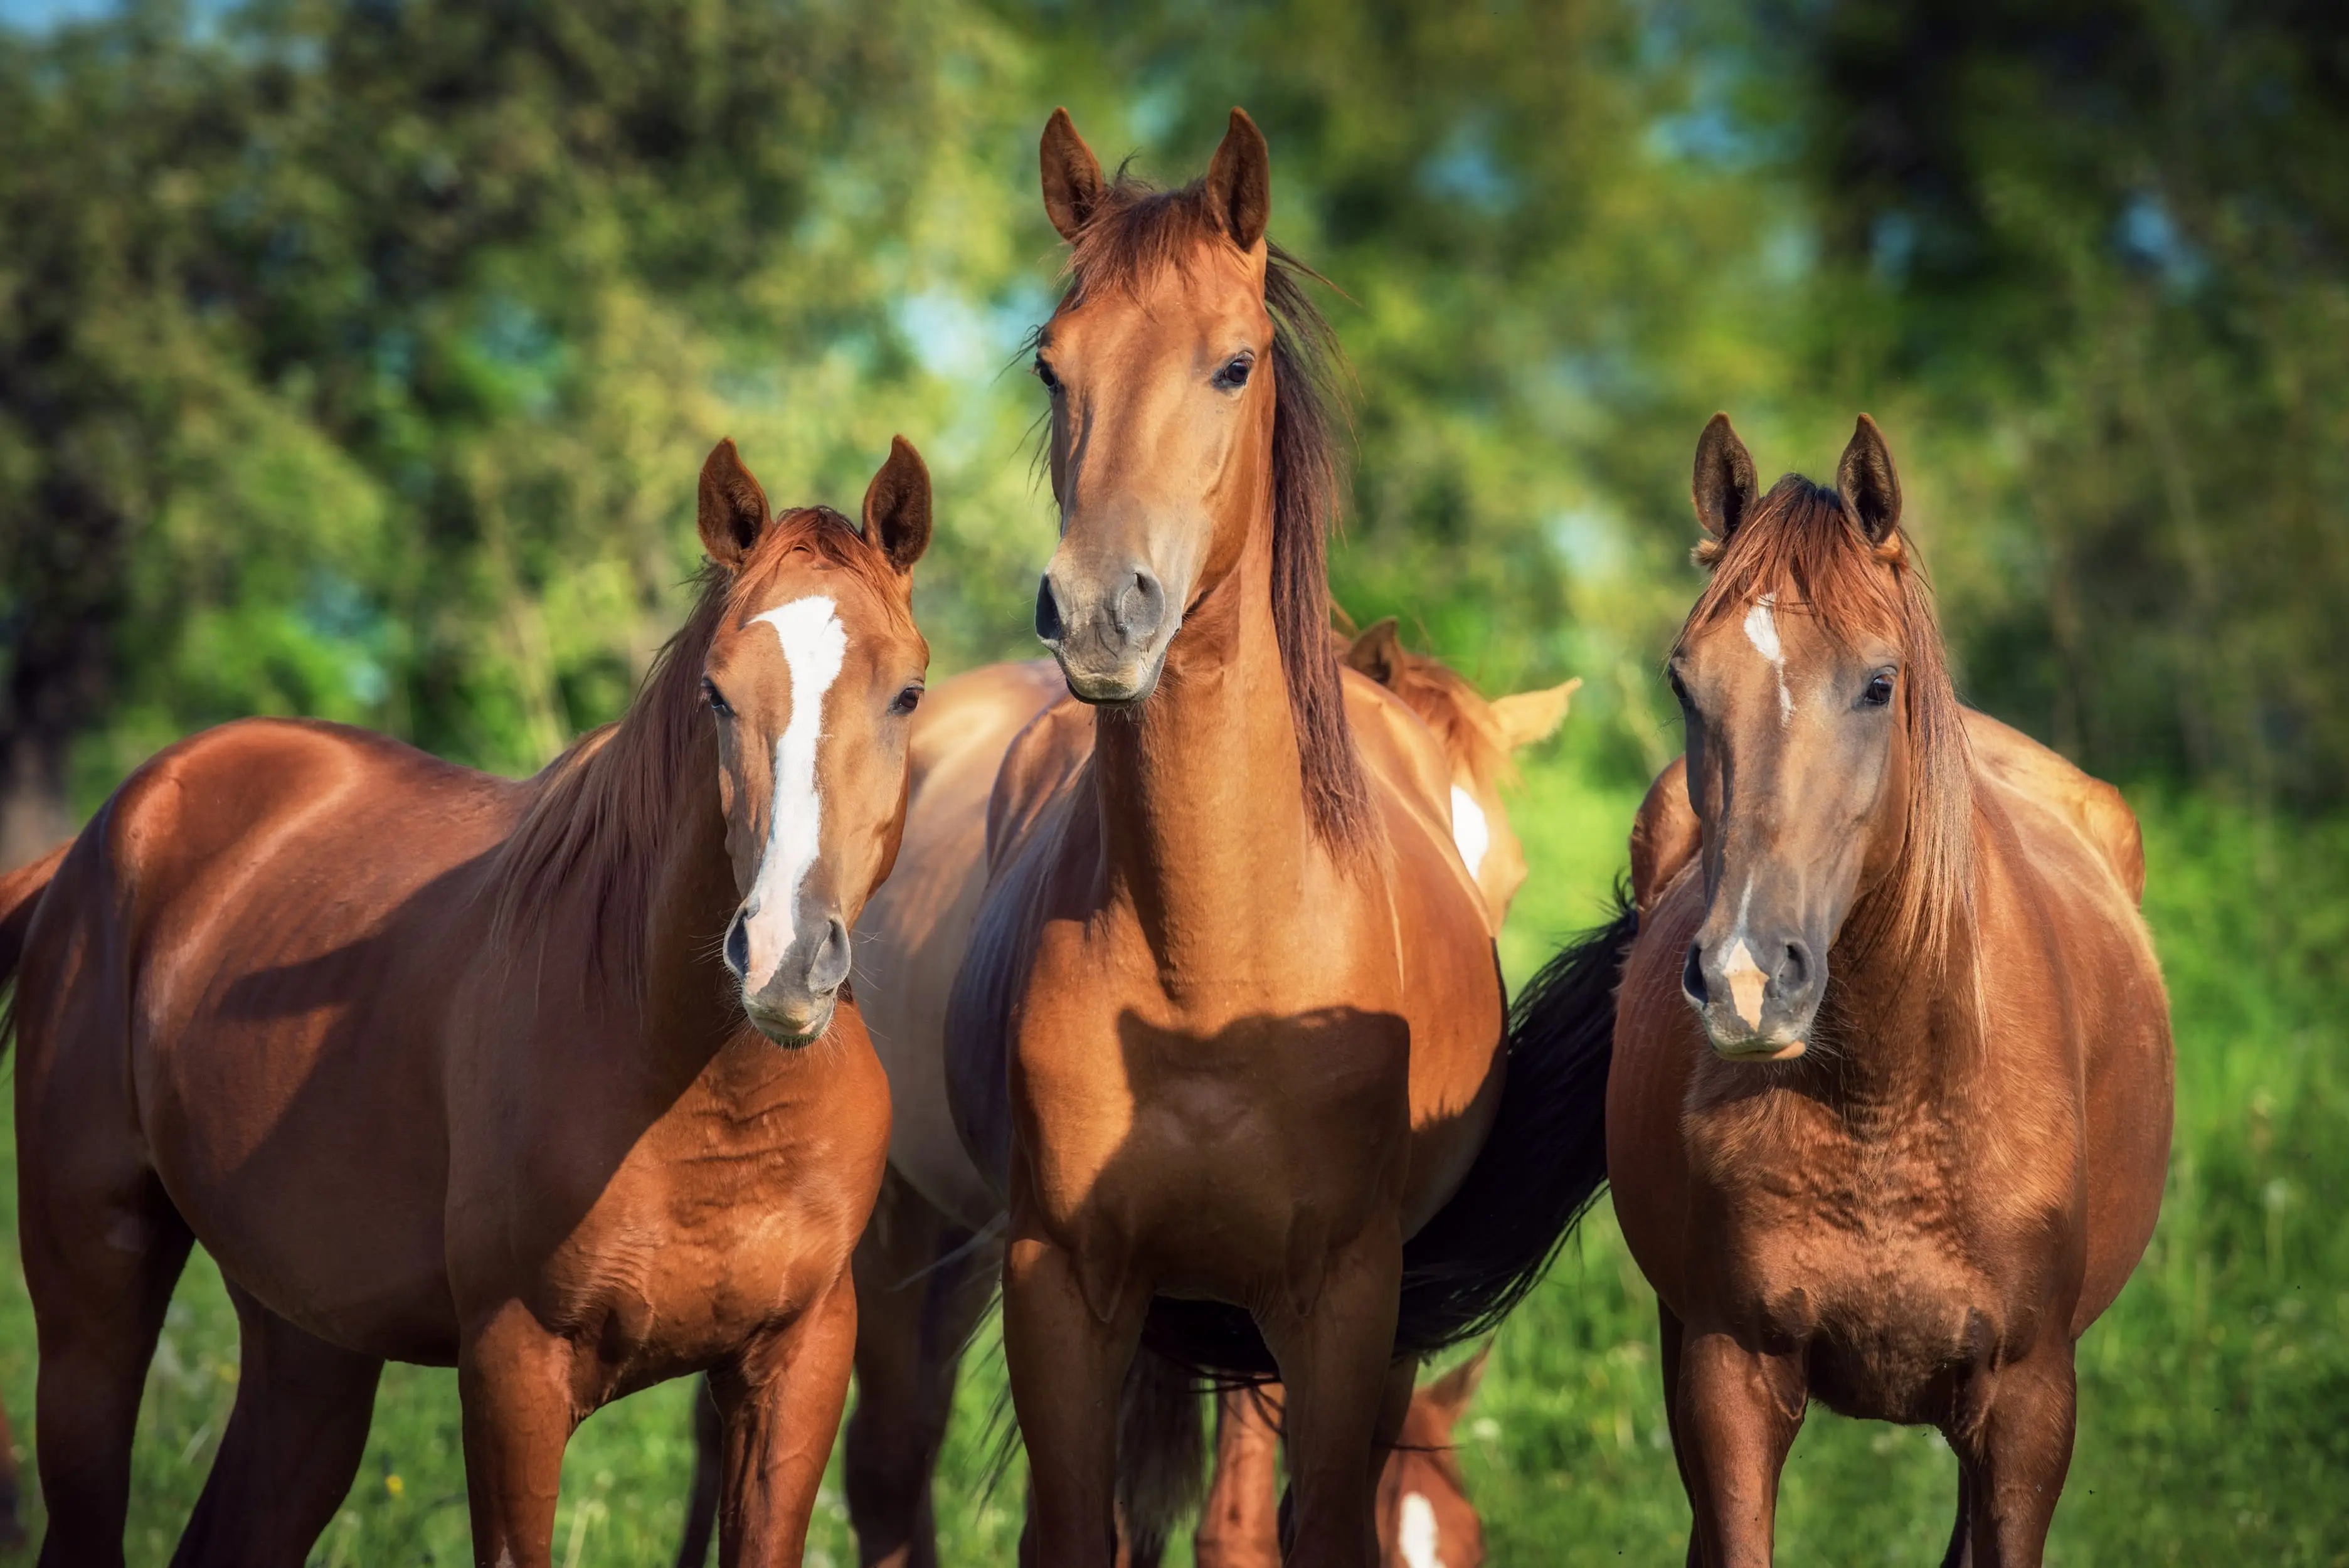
[3,0,2345,853]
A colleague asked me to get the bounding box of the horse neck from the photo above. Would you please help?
[1816,829,1985,1116]
[1091,503,1313,974]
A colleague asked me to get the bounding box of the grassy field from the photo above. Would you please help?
[1,741,2343,1564]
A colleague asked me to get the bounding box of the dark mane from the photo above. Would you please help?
[1677,475,1974,976]
[1060,175,1374,854]
[488,506,889,990]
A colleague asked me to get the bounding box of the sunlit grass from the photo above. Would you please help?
[0,750,2342,1562]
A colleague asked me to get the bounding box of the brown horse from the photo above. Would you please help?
[935,107,1618,1568]
[0,437,935,1567]
[1601,413,2173,1565]
[670,626,1571,1568]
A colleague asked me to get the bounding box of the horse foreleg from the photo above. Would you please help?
[1001,1227,1145,1568]
[458,1300,578,1568]
[1194,1385,1285,1568]
[1675,1326,1806,1568]
[1256,1224,1403,1568]
[842,1170,995,1568]
[1948,1339,2075,1568]
[713,1276,861,1567]
[1655,1302,1704,1568]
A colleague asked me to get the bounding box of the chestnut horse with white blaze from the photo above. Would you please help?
[0,437,935,1568]
[935,108,1620,1567]
[1603,413,2172,1565]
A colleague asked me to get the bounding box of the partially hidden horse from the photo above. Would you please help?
[0,437,936,1568]
[671,622,1572,1568]
[936,107,1619,1567]
[1194,1348,1490,1568]
[1604,412,2173,1565]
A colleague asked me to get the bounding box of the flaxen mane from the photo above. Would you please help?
[1678,474,1974,977]
[1057,174,1374,854]
[489,506,892,991]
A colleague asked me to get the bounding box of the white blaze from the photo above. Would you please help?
[1398,1491,1445,1568]
[741,596,846,992]
[1743,592,1793,725]
[1450,785,1490,880]
[1719,878,1768,1030]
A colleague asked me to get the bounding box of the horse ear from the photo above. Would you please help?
[1342,617,1404,686]
[861,435,932,576]
[1488,677,1582,751]
[697,438,770,569]
[1040,108,1106,242]
[1419,1346,1491,1434]
[1692,412,1759,543]
[1837,413,1903,543]
[1204,107,1271,250]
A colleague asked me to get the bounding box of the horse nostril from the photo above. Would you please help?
[810,917,852,993]
[723,909,750,980]
[1115,569,1165,644]
[1034,574,1065,642]
[1779,940,1812,995]
[1682,942,1708,1006]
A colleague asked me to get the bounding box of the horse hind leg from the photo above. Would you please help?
[169,1285,383,1568]
[21,1162,193,1568]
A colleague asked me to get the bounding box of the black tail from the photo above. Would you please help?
[1141,888,1638,1376]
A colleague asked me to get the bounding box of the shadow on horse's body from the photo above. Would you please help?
[0,437,936,1568]
[1601,413,2172,1567]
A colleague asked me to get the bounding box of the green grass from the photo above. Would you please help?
[1,744,2344,1564]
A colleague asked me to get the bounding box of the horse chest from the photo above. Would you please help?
[509,1043,888,1380]
[1693,1109,2067,1419]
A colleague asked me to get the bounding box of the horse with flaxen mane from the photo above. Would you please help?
[0,437,934,1568]
[1601,413,2172,1565]
[923,108,1621,1567]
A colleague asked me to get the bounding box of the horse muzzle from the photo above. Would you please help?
[725,904,852,1048]
[1034,559,1172,706]
[1682,926,1822,1061]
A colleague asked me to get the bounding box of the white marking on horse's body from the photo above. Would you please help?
[1450,785,1490,880]
[741,595,845,990]
[1721,878,1768,1029]
[1398,1490,1445,1568]
[1744,592,1793,725]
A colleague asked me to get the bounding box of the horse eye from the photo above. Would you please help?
[891,684,923,715]
[1213,353,1254,391]
[1667,667,1692,708]
[1033,356,1059,393]
[1862,672,1896,708]
[701,677,733,718]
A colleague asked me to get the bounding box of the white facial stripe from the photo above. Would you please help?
[740,596,846,992]
[1449,785,1490,880]
[1743,592,1793,725]
[1398,1491,1445,1568]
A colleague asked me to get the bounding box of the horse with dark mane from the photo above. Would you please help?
[0,437,935,1567]
[1604,413,2172,1565]
[926,108,1621,1566]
